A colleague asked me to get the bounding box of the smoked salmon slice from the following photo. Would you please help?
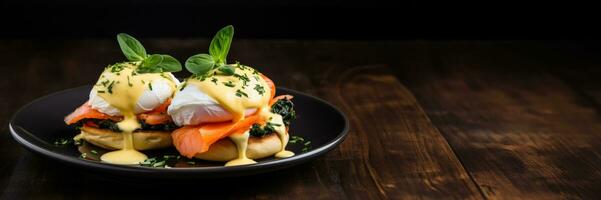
[64,99,174,125]
[172,114,263,158]
[139,98,173,125]
[64,101,111,125]
[139,113,172,125]
[147,98,171,114]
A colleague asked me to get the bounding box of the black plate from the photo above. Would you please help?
[9,86,348,179]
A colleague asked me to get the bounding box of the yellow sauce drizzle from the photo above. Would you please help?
[225,130,257,166]
[259,107,295,158]
[92,62,176,165]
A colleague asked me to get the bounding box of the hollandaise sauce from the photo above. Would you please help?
[93,62,176,165]
[186,66,270,122]
[186,65,293,166]
[225,130,257,166]
[268,110,295,158]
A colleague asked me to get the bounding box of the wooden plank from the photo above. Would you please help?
[317,65,483,199]
[398,42,601,199]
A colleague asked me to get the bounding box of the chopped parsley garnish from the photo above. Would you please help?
[233,73,250,86]
[288,136,312,152]
[127,76,133,87]
[211,77,218,85]
[139,155,180,168]
[190,74,211,81]
[148,82,153,91]
[254,84,265,95]
[302,145,312,152]
[97,90,106,93]
[163,155,179,159]
[289,136,304,144]
[179,81,188,91]
[223,81,235,87]
[110,64,125,73]
[107,81,115,94]
[235,89,248,97]
[90,150,98,155]
[53,138,72,146]
[101,80,110,87]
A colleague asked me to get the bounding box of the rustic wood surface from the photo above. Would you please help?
[1,40,600,199]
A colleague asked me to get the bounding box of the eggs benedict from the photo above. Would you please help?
[168,25,297,166]
[64,33,182,165]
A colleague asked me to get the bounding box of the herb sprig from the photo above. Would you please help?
[185,25,236,77]
[117,33,182,74]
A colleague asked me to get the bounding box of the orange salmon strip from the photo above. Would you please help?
[172,114,263,158]
[65,98,174,125]
[138,113,172,125]
[64,101,111,125]
[147,98,171,114]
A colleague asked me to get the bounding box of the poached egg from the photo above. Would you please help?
[167,65,270,126]
[90,64,180,116]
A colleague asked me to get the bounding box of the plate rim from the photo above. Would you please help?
[9,85,349,175]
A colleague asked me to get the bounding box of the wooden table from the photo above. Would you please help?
[1,39,600,199]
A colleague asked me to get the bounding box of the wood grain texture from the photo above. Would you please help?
[396,42,601,199]
[321,66,482,199]
[0,40,481,199]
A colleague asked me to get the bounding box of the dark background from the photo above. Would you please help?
[5,1,601,199]
[1,0,601,40]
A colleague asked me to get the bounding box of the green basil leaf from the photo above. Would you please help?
[137,54,181,73]
[117,33,147,61]
[218,64,235,76]
[136,66,162,73]
[156,54,182,72]
[185,54,215,75]
[209,25,234,64]
[142,54,164,68]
